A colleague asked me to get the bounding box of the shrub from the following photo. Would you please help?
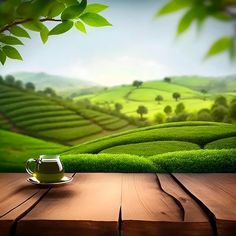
[211,105,228,122]
[205,137,236,149]
[154,112,165,124]
[150,149,236,172]
[100,141,200,156]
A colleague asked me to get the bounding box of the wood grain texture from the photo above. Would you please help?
[16,173,122,236]
[0,173,48,236]
[157,174,212,236]
[121,174,212,236]
[174,173,236,236]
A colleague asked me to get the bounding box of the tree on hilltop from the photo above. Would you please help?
[136,105,148,119]
[155,95,164,104]
[172,92,181,102]
[132,80,143,89]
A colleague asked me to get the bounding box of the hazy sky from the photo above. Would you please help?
[1,0,236,86]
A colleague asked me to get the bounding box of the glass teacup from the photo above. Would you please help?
[25,155,64,183]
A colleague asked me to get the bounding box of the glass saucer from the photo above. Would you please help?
[27,175,73,186]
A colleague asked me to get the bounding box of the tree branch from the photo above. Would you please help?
[0,18,62,33]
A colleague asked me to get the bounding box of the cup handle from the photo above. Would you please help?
[25,158,37,175]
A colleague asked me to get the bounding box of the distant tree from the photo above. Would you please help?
[115,103,123,113]
[214,96,228,107]
[175,102,185,114]
[25,82,35,91]
[44,87,56,96]
[197,109,212,121]
[154,112,165,123]
[5,75,15,85]
[211,105,228,122]
[201,89,207,101]
[172,92,181,102]
[0,75,3,83]
[132,80,143,89]
[155,95,163,104]
[164,105,172,117]
[136,105,148,119]
[15,80,23,89]
[229,102,236,120]
[164,77,171,83]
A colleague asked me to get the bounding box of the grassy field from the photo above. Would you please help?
[0,129,66,172]
[1,122,236,172]
[74,77,236,121]
[0,83,134,145]
[57,121,236,172]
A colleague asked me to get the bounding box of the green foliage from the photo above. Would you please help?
[150,149,236,172]
[205,137,236,150]
[206,36,233,58]
[164,105,172,116]
[61,154,156,172]
[156,0,236,60]
[0,0,111,65]
[172,92,181,101]
[65,122,236,154]
[155,95,164,104]
[0,129,66,172]
[175,102,185,114]
[80,12,112,27]
[101,141,200,156]
[154,112,165,123]
[136,105,148,119]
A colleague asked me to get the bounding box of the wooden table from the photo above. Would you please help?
[0,173,235,236]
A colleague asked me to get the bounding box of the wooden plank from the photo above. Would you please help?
[121,174,213,236]
[16,173,122,236]
[157,174,212,235]
[0,173,49,236]
[174,173,236,236]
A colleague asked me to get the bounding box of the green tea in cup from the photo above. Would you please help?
[25,155,64,183]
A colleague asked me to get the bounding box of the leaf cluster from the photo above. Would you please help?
[156,0,236,60]
[0,0,111,65]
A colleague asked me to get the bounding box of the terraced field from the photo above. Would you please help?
[61,122,236,172]
[0,129,66,172]
[0,84,133,145]
[74,80,236,121]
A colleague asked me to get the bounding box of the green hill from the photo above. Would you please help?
[0,129,66,172]
[12,72,97,94]
[60,122,236,172]
[74,77,236,121]
[171,75,236,92]
[0,83,135,145]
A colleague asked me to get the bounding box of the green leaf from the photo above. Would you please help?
[61,0,87,20]
[0,49,6,65]
[75,20,86,33]
[229,38,236,61]
[22,21,45,32]
[80,13,112,27]
[49,21,74,35]
[47,1,65,17]
[206,37,232,58]
[9,26,31,38]
[2,46,23,60]
[85,3,108,13]
[157,0,193,16]
[0,36,24,45]
[177,9,195,35]
[213,12,232,22]
[40,25,49,43]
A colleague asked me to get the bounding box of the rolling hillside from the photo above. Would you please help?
[74,77,236,121]
[0,83,134,145]
[12,72,97,94]
[61,121,236,172]
[0,129,66,172]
